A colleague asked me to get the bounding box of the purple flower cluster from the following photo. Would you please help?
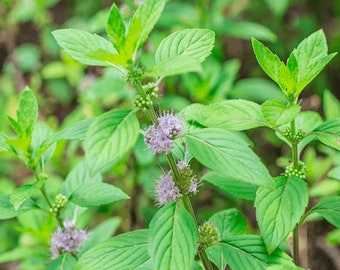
[50,220,87,259]
[144,112,183,154]
[155,172,182,205]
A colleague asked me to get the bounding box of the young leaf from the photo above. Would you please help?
[155,29,215,64]
[106,4,126,53]
[0,132,11,153]
[148,201,198,270]
[251,38,288,93]
[42,118,94,149]
[16,86,38,137]
[10,178,46,210]
[46,253,77,270]
[312,119,340,150]
[184,100,267,131]
[294,30,336,94]
[146,55,202,78]
[255,176,308,253]
[125,0,166,57]
[76,230,149,270]
[0,195,35,220]
[261,100,300,127]
[69,182,129,207]
[61,160,102,198]
[186,128,273,187]
[84,110,139,174]
[323,89,340,120]
[309,197,340,228]
[31,122,55,164]
[209,209,248,239]
[52,29,123,66]
[202,171,257,200]
[207,235,294,270]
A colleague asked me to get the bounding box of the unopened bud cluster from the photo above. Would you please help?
[284,162,306,179]
[133,83,159,111]
[126,66,143,86]
[198,221,219,251]
[176,160,201,196]
[283,128,305,143]
[50,194,68,214]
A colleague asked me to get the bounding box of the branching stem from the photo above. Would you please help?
[290,120,300,265]
[134,76,214,270]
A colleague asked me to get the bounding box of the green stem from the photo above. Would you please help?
[33,167,64,228]
[290,120,300,265]
[134,76,213,270]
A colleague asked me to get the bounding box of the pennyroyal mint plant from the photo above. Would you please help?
[1,0,339,269]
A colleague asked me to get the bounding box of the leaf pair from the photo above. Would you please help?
[53,0,167,68]
[76,201,197,270]
[252,30,336,102]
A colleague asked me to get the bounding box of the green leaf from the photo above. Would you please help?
[16,86,38,136]
[186,128,273,187]
[255,176,308,253]
[61,160,102,198]
[223,21,276,42]
[31,122,55,164]
[52,29,122,66]
[294,30,336,94]
[0,132,11,153]
[261,100,300,127]
[184,100,267,131]
[47,253,77,270]
[106,4,126,53]
[209,208,248,239]
[148,201,198,270]
[0,194,35,220]
[78,217,121,256]
[312,119,340,150]
[208,235,294,270]
[202,171,257,200]
[323,89,340,120]
[328,166,340,180]
[155,29,215,64]
[10,178,46,210]
[76,230,149,270]
[69,182,129,207]
[84,110,139,174]
[309,197,340,228]
[147,55,202,77]
[126,0,166,56]
[267,265,304,270]
[251,38,288,93]
[42,118,94,149]
[207,209,248,270]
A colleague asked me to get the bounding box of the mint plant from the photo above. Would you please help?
[0,0,339,269]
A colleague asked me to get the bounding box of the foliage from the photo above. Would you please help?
[0,0,340,270]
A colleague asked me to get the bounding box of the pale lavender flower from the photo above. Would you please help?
[157,112,183,137]
[177,160,188,170]
[50,220,87,259]
[155,172,182,205]
[144,112,183,154]
[188,179,201,195]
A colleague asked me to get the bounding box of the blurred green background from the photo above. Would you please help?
[0,0,339,269]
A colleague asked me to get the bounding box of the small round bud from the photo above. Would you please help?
[198,221,219,251]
